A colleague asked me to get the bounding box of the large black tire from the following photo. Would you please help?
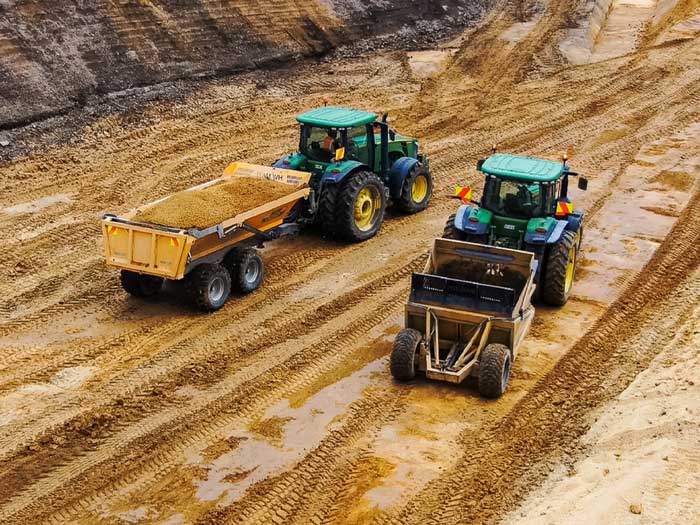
[442,214,466,240]
[390,328,423,381]
[541,230,577,306]
[397,164,432,214]
[120,270,163,298]
[478,343,512,399]
[185,263,231,312]
[225,248,264,294]
[333,171,387,242]
[318,182,340,238]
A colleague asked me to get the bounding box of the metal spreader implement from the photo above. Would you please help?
[390,238,537,398]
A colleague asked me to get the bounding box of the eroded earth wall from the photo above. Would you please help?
[0,0,484,128]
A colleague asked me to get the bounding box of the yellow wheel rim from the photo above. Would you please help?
[565,243,576,292]
[354,186,381,231]
[411,175,428,203]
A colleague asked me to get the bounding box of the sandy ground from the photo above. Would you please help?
[1,0,700,523]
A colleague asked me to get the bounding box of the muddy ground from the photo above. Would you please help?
[1,0,700,523]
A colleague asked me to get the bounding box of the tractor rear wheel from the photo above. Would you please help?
[397,164,432,214]
[186,263,231,312]
[542,230,577,306]
[120,270,163,298]
[334,171,386,242]
[390,328,423,381]
[478,343,512,398]
[442,214,466,240]
[225,248,264,294]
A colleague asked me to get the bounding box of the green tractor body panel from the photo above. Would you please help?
[481,153,566,182]
[296,107,377,127]
[526,216,557,236]
[490,215,528,249]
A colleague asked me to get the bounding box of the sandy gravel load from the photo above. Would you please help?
[133,177,295,229]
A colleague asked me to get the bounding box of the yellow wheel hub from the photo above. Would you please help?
[354,186,381,231]
[565,243,576,293]
[411,175,428,203]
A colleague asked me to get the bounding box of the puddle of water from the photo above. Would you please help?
[189,357,386,505]
[2,193,72,215]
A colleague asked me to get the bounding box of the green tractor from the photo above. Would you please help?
[444,153,588,306]
[274,106,433,241]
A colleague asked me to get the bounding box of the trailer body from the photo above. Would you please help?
[103,162,311,280]
[102,162,311,310]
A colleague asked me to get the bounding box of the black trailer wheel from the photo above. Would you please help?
[333,171,387,242]
[397,164,432,214]
[541,230,577,306]
[390,328,423,381]
[442,214,466,240]
[478,343,512,398]
[120,270,163,298]
[185,263,231,312]
[225,248,264,294]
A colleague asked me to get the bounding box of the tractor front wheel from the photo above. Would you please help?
[334,171,386,242]
[120,270,163,298]
[186,263,231,312]
[478,343,512,398]
[541,230,577,306]
[397,164,432,214]
[390,328,423,381]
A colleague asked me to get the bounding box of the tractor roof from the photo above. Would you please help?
[480,153,566,182]
[296,107,377,128]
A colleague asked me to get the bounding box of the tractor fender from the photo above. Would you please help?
[320,160,366,184]
[565,211,585,233]
[387,157,420,199]
[454,205,491,235]
[545,219,569,244]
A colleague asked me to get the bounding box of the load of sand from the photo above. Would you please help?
[133,176,296,229]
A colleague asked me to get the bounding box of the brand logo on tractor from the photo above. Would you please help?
[504,224,515,230]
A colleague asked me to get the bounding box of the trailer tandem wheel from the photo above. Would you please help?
[478,343,512,399]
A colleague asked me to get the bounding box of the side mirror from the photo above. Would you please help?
[578,177,588,191]
[382,112,388,123]
[476,159,485,171]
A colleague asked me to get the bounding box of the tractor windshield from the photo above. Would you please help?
[482,177,554,219]
[301,125,341,163]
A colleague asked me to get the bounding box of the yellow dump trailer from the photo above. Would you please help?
[102,162,311,311]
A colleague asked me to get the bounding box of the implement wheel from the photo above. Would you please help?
[442,214,466,240]
[318,182,340,238]
[542,230,577,306]
[120,270,163,298]
[333,171,386,242]
[225,248,264,294]
[397,164,432,214]
[390,328,423,381]
[186,263,231,312]
[478,343,512,399]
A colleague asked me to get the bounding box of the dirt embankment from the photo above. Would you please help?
[0,0,488,131]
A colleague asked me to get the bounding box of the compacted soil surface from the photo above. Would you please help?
[1,0,700,523]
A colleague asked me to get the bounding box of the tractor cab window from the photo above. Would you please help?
[302,126,341,162]
[346,125,369,160]
[482,177,548,219]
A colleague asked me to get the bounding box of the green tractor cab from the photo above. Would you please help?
[444,153,588,306]
[274,106,433,242]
